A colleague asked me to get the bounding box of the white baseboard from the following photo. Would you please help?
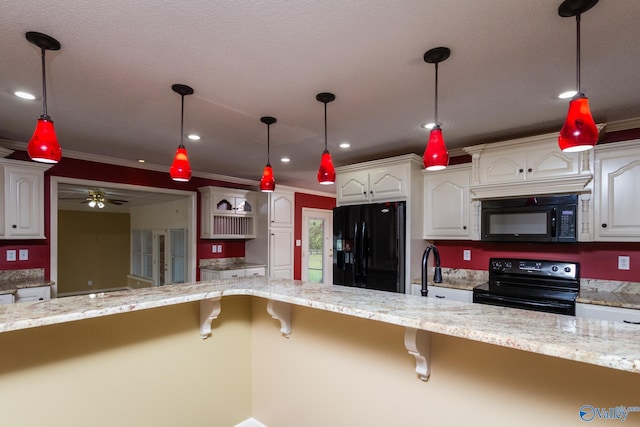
[234,418,266,427]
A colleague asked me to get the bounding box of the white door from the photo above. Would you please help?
[301,208,333,284]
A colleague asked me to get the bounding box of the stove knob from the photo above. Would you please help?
[564,266,572,273]
[551,265,558,272]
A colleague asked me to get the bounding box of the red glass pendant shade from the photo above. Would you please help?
[558,95,598,152]
[317,150,336,185]
[28,117,62,163]
[170,146,192,182]
[260,164,276,192]
[423,126,449,171]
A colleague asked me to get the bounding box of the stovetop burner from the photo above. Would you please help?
[473,257,580,316]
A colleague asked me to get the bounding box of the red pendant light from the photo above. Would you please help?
[259,116,277,192]
[316,92,336,185]
[169,84,194,182]
[422,47,451,171]
[558,0,599,152]
[26,31,62,164]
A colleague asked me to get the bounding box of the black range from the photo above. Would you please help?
[473,258,580,316]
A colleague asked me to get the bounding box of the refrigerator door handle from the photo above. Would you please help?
[353,221,359,283]
[361,221,367,279]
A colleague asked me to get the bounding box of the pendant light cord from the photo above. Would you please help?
[576,13,582,93]
[179,94,185,148]
[434,62,439,126]
[267,123,271,164]
[40,47,49,119]
[324,102,328,152]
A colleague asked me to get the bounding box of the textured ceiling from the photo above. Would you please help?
[1,0,640,193]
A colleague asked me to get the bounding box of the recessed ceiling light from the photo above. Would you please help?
[280,157,290,163]
[187,134,200,140]
[558,90,577,99]
[138,159,145,163]
[15,91,36,100]
[339,142,350,149]
[421,122,436,130]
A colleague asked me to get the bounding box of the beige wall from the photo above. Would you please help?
[0,296,252,427]
[58,210,130,295]
[1,296,637,426]
[251,299,639,427]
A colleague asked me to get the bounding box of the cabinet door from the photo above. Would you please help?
[5,166,45,238]
[477,148,525,184]
[525,146,579,180]
[369,164,408,202]
[335,170,369,205]
[270,229,293,279]
[594,144,640,240]
[244,267,266,277]
[200,269,217,281]
[0,293,14,305]
[424,166,470,239]
[270,192,294,227]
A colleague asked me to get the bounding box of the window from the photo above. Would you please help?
[131,229,153,279]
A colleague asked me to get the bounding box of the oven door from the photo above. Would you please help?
[473,291,575,316]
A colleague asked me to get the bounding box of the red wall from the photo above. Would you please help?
[294,193,337,280]
[435,240,639,281]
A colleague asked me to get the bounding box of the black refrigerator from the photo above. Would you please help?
[333,201,405,293]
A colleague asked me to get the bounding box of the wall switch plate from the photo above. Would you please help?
[296,240,302,247]
[19,249,29,261]
[463,249,471,261]
[211,245,218,253]
[618,256,630,270]
[217,244,222,253]
[6,250,17,262]
[88,280,93,286]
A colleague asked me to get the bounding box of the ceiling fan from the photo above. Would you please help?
[61,190,128,209]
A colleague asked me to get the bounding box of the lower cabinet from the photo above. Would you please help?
[576,303,640,324]
[200,267,266,281]
[15,286,51,303]
[427,286,472,303]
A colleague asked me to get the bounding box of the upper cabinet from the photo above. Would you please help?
[594,140,640,241]
[270,191,294,228]
[0,159,50,239]
[199,186,256,239]
[336,155,418,206]
[423,164,472,240]
[464,132,595,200]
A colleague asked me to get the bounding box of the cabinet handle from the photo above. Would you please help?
[435,295,445,299]
[527,168,532,173]
[518,168,523,173]
[602,223,607,228]
[363,191,367,196]
[370,191,373,194]
[12,224,17,229]
[623,320,640,325]
[463,226,467,230]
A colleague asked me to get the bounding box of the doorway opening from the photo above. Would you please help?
[301,208,333,284]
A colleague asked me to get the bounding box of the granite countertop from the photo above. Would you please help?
[0,277,638,375]
[200,263,267,272]
[578,290,640,310]
[0,279,54,295]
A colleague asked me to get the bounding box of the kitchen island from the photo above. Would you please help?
[0,278,638,426]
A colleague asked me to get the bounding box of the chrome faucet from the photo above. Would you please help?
[421,245,442,297]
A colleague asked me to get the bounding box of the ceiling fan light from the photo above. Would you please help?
[558,95,598,152]
[423,126,449,171]
[317,150,336,185]
[259,164,276,192]
[97,201,105,209]
[28,117,62,163]
[170,146,192,182]
[88,200,96,208]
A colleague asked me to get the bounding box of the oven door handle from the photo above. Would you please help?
[475,293,573,309]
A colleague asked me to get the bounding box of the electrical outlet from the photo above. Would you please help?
[217,244,222,253]
[618,256,630,270]
[211,245,217,253]
[463,249,471,261]
[88,280,93,286]
[6,250,16,262]
[19,249,29,261]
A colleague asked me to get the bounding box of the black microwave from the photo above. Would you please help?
[481,195,578,243]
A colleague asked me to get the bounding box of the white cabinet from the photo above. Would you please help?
[270,191,294,228]
[423,164,472,240]
[594,140,640,241]
[270,228,294,279]
[15,286,51,303]
[336,162,408,205]
[0,293,15,305]
[463,132,595,200]
[199,186,256,239]
[576,303,640,325]
[0,159,50,239]
[427,286,472,303]
[200,266,265,280]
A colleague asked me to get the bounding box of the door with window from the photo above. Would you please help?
[301,208,333,284]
